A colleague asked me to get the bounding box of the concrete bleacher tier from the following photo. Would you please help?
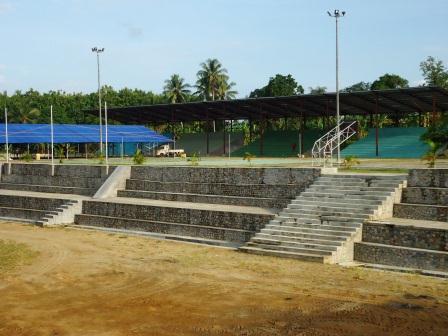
[231,130,323,157]
[0,163,112,196]
[341,127,429,159]
[74,167,321,246]
[354,169,448,274]
[175,131,244,156]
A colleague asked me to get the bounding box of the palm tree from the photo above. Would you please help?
[216,76,237,100]
[163,74,191,103]
[11,108,41,123]
[196,59,229,101]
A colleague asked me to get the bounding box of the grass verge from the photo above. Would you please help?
[0,239,38,272]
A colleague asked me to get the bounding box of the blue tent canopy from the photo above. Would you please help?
[0,124,172,144]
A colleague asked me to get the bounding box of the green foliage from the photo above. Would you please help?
[342,155,360,169]
[309,86,327,94]
[371,73,409,90]
[243,152,255,166]
[250,74,304,98]
[187,152,201,166]
[342,81,371,93]
[195,59,237,101]
[420,56,448,89]
[54,145,65,163]
[163,74,191,103]
[421,140,440,168]
[421,114,448,146]
[22,152,32,162]
[132,149,146,165]
[97,152,105,164]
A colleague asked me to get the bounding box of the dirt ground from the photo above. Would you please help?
[0,222,447,336]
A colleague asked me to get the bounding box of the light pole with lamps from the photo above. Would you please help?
[92,47,105,154]
[327,9,345,164]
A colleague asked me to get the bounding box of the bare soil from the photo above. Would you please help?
[1,221,447,336]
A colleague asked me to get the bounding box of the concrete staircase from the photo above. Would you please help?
[240,174,407,263]
[0,192,83,226]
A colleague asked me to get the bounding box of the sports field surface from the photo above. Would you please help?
[1,221,447,336]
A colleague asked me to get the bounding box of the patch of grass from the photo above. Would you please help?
[342,168,409,174]
[0,240,38,272]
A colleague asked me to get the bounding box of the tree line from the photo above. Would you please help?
[0,56,446,132]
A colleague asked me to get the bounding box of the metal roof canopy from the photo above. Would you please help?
[0,124,173,144]
[89,87,448,124]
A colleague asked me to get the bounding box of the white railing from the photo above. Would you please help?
[312,121,357,167]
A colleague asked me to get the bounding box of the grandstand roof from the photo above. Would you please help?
[88,86,448,123]
[0,124,172,144]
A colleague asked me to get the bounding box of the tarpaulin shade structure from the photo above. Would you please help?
[0,124,172,144]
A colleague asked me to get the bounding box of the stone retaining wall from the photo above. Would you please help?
[408,169,448,188]
[394,203,448,222]
[362,221,448,251]
[130,167,320,185]
[402,187,448,205]
[81,201,274,231]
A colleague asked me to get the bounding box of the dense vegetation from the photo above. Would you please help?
[0,56,446,139]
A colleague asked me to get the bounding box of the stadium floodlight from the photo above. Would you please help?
[92,47,105,153]
[327,9,346,165]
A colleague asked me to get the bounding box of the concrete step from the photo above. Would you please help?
[117,189,288,209]
[290,200,380,210]
[239,246,327,262]
[250,237,338,251]
[301,191,388,200]
[280,222,359,232]
[321,174,406,181]
[307,186,394,193]
[354,242,448,272]
[74,214,255,243]
[247,242,334,255]
[282,209,369,219]
[287,203,377,212]
[262,225,352,237]
[260,228,347,242]
[295,196,383,206]
[254,233,342,246]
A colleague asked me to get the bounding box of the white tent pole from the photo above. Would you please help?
[105,101,109,174]
[50,105,54,176]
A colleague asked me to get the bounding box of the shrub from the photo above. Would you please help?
[421,140,440,168]
[133,149,146,165]
[243,152,255,166]
[22,152,32,162]
[343,155,360,169]
[187,152,200,166]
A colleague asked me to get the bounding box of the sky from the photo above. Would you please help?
[0,0,447,97]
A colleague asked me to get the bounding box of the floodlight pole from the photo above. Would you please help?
[4,93,10,174]
[328,9,345,165]
[92,47,104,154]
[50,105,55,176]
[104,101,109,175]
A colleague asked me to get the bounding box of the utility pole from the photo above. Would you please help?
[328,9,345,164]
[92,47,105,154]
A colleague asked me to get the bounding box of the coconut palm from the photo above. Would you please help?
[11,108,41,123]
[163,74,191,103]
[196,59,233,101]
[216,76,238,100]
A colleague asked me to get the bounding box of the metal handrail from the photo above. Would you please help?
[312,121,357,167]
